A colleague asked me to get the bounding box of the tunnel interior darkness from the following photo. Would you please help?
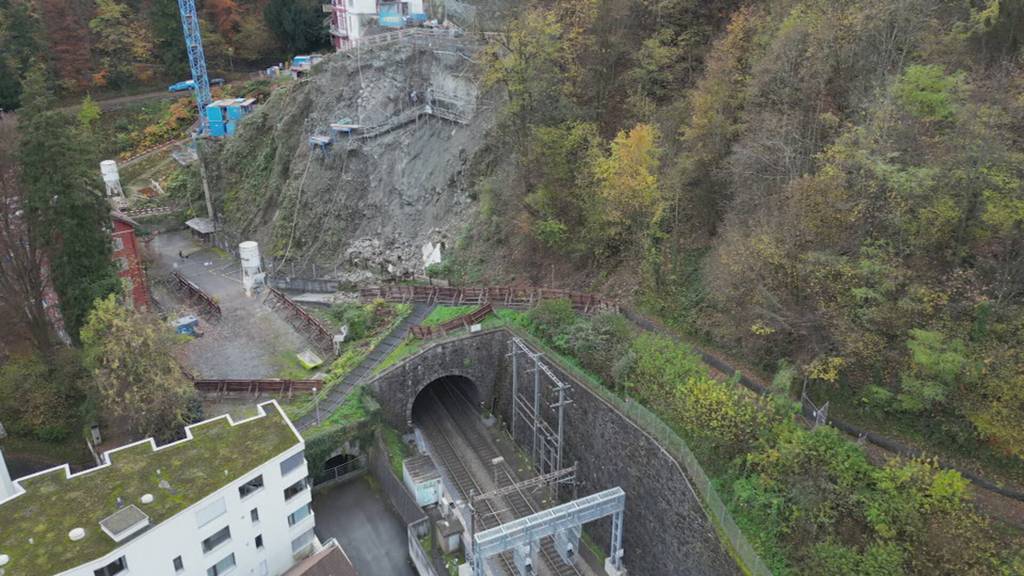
[323,453,359,471]
[411,375,482,424]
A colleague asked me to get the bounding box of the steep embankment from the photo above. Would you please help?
[207,36,500,281]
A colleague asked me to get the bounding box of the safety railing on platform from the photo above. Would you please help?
[410,303,493,339]
[170,271,222,318]
[193,378,319,399]
[264,287,335,356]
[359,285,618,314]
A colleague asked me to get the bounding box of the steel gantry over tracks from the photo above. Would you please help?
[471,487,627,576]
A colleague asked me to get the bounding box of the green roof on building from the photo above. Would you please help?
[0,401,302,576]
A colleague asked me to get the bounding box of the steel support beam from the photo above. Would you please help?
[471,487,626,576]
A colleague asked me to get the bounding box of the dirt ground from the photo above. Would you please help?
[146,229,309,380]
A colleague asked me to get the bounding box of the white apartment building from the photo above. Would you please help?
[0,402,319,576]
[327,0,428,50]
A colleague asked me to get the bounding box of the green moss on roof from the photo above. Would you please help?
[0,402,301,576]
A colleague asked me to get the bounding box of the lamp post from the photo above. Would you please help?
[313,387,321,425]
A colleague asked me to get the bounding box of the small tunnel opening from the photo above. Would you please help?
[411,375,481,426]
[323,453,359,471]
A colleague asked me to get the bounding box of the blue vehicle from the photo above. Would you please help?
[168,78,225,92]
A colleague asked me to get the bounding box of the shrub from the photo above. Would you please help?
[624,332,707,408]
[676,375,777,458]
[328,302,373,340]
[525,298,577,344]
[806,540,906,576]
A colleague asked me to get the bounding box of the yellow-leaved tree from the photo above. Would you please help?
[592,123,663,253]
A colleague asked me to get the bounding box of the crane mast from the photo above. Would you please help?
[177,0,212,134]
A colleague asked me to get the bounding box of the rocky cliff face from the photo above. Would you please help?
[209,36,498,281]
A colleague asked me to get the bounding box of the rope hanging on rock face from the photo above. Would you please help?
[278,151,315,269]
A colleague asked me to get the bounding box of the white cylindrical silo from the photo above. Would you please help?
[100,160,123,198]
[239,241,263,296]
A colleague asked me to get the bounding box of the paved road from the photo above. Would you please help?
[313,477,417,576]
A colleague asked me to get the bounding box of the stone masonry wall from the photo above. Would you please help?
[369,329,740,576]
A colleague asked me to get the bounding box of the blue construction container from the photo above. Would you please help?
[226,121,237,136]
[208,121,226,137]
[379,3,403,27]
[206,105,225,123]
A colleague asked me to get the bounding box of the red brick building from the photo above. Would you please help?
[111,212,150,310]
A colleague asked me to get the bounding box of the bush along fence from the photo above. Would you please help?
[410,303,494,339]
[619,308,1024,504]
[359,285,618,314]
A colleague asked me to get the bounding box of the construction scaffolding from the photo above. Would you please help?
[509,336,572,475]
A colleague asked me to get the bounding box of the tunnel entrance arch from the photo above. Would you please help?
[408,374,483,427]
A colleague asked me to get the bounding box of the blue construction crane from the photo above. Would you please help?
[177,0,212,134]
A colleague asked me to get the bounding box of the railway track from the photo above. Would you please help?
[418,387,582,576]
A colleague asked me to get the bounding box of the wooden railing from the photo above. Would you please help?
[170,271,222,318]
[264,287,334,355]
[193,378,319,399]
[359,285,618,314]
[409,303,493,339]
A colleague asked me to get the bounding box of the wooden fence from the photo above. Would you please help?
[409,303,493,339]
[359,285,618,314]
[193,378,319,399]
[264,287,335,355]
[170,271,222,318]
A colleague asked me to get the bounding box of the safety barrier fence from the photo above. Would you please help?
[264,287,335,356]
[335,27,501,52]
[359,285,618,314]
[410,303,493,339]
[409,518,440,576]
[170,271,221,318]
[193,378,319,398]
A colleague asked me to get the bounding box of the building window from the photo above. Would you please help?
[195,497,227,528]
[250,508,260,523]
[280,451,305,477]
[255,534,264,549]
[207,553,236,576]
[93,556,127,576]
[287,503,313,526]
[173,556,184,572]
[112,237,124,251]
[291,528,316,554]
[201,526,232,553]
[238,475,264,498]
[283,477,309,501]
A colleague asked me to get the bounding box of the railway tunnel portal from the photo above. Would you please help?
[369,328,742,576]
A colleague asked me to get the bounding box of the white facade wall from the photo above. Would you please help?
[0,448,15,501]
[55,446,314,576]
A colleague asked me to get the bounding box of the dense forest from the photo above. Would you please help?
[466,0,1024,467]
[443,0,1024,572]
[0,0,329,109]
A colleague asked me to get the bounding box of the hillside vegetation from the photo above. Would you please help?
[450,0,1024,491]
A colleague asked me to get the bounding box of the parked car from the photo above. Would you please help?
[167,78,225,92]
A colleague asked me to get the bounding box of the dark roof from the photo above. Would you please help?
[284,542,358,576]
